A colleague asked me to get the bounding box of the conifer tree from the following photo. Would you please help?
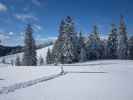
[46,48,52,64]
[100,39,108,59]
[52,20,66,64]
[78,32,84,54]
[62,16,78,63]
[62,36,75,63]
[79,47,87,62]
[52,16,78,64]
[78,32,87,62]
[86,25,101,60]
[23,24,37,66]
[128,36,133,59]
[60,51,65,64]
[117,16,128,59]
[107,24,118,59]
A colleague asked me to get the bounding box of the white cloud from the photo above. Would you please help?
[36,36,57,45]
[14,14,38,22]
[0,3,7,12]
[0,33,11,46]
[0,32,23,46]
[0,34,10,39]
[8,32,14,36]
[36,36,57,42]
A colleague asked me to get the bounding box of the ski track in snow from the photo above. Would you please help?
[0,72,67,95]
[0,70,107,95]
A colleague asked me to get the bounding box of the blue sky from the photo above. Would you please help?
[0,0,132,46]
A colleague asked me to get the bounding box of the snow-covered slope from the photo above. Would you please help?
[0,60,133,100]
[0,45,53,65]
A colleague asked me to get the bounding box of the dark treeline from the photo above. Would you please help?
[46,16,133,64]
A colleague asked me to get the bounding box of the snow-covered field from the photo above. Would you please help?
[0,66,61,88]
[0,60,133,100]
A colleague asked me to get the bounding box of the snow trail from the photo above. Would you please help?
[0,70,106,95]
[0,72,67,94]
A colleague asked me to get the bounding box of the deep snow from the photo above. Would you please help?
[0,60,133,100]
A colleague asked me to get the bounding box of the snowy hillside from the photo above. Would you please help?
[0,60,133,100]
[0,45,53,65]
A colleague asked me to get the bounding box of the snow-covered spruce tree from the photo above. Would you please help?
[52,40,63,64]
[60,51,65,64]
[128,36,133,59]
[23,24,37,66]
[107,24,118,59]
[117,16,128,59]
[86,25,101,60]
[52,20,66,64]
[100,39,108,59]
[78,32,87,62]
[62,16,78,63]
[52,16,78,64]
[79,47,87,62]
[95,36,105,59]
[15,56,21,66]
[46,48,52,64]
[62,36,76,63]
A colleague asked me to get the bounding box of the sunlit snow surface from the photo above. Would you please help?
[0,60,133,100]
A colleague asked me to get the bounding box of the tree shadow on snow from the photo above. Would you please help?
[66,71,107,74]
[0,78,4,80]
